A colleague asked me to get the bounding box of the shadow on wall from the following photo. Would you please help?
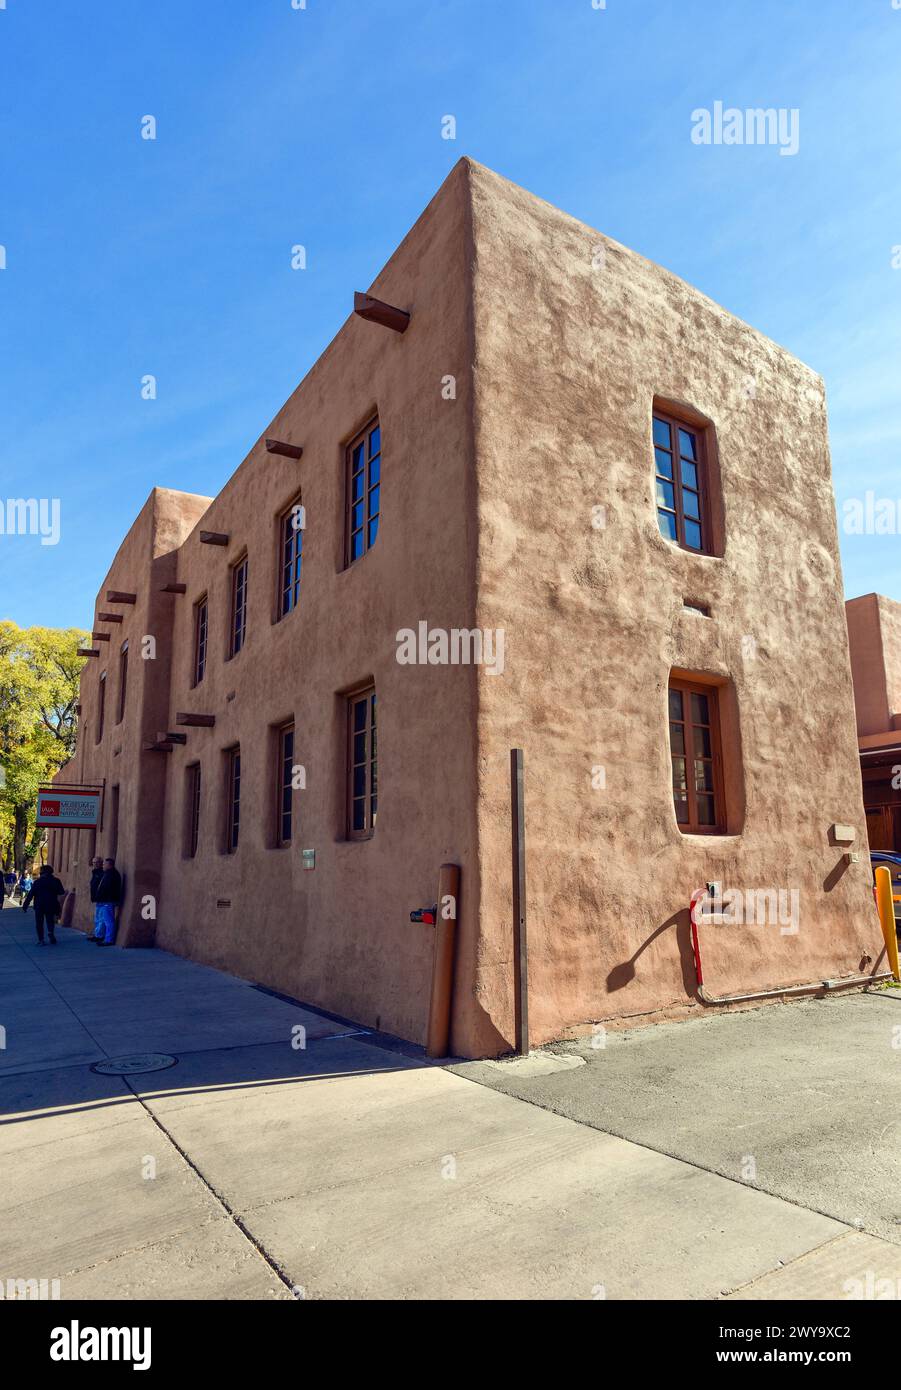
[606,908,698,999]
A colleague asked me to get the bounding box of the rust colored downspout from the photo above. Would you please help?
[426,863,460,1058]
[689,895,891,1005]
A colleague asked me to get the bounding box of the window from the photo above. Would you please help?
[347,687,377,838]
[225,747,241,853]
[346,418,381,565]
[230,557,248,656]
[277,723,295,845]
[185,764,201,858]
[96,672,106,744]
[116,641,128,723]
[193,598,208,685]
[653,411,709,554]
[279,502,303,617]
[668,680,725,833]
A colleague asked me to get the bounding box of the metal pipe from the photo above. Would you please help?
[698,974,891,1006]
[510,749,529,1056]
[690,895,891,1005]
[426,863,460,1059]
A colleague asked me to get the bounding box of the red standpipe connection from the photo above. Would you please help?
[688,889,888,1005]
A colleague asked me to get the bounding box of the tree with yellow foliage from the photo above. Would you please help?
[0,622,88,870]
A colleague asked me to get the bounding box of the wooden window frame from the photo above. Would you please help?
[96,672,106,744]
[116,640,128,724]
[185,763,201,859]
[347,686,377,840]
[278,501,303,619]
[229,555,248,658]
[225,746,241,853]
[668,678,726,834]
[276,722,295,846]
[653,409,712,555]
[344,417,381,568]
[193,597,208,686]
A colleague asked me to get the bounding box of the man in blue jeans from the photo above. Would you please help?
[93,857,122,946]
[87,856,105,940]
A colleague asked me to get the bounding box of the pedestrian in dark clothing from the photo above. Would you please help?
[94,857,123,946]
[22,865,66,945]
[87,856,105,940]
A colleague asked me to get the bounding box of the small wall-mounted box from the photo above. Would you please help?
[844,851,861,865]
[831,824,856,845]
[302,849,315,871]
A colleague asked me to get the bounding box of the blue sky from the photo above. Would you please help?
[1,0,899,628]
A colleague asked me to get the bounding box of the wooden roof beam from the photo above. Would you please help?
[353,291,410,334]
[265,439,304,460]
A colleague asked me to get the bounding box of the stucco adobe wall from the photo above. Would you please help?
[153,160,482,1050]
[466,161,881,1050]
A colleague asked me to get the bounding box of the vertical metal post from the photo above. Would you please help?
[511,748,529,1056]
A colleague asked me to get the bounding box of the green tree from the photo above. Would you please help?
[0,622,88,870]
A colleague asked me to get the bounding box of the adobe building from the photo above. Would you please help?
[51,158,884,1058]
[846,593,901,850]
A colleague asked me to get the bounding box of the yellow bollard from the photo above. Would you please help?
[875,866,900,982]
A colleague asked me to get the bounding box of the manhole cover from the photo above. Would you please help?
[91,1053,177,1076]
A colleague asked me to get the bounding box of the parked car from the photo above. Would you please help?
[871,851,901,925]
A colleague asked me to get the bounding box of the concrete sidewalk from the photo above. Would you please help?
[1,904,896,1300]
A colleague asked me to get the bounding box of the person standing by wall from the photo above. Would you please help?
[94,857,123,947]
[87,856,105,941]
[22,865,66,945]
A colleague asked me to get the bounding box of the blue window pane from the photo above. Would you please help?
[369,426,380,458]
[684,519,702,549]
[351,501,364,531]
[655,479,675,509]
[352,798,365,831]
[369,453,380,486]
[352,443,364,472]
[678,428,697,460]
[652,418,670,448]
[655,448,673,479]
[352,471,364,502]
[368,516,379,547]
[368,484,380,518]
[353,765,366,798]
[353,698,367,732]
[683,489,701,520]
[350,530,364,561]
[658,510,678,541]
[681,459,698,490]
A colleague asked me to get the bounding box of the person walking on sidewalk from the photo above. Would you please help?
[93,857,122,946]
[87,856,105,940]
[22,865,66,945]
